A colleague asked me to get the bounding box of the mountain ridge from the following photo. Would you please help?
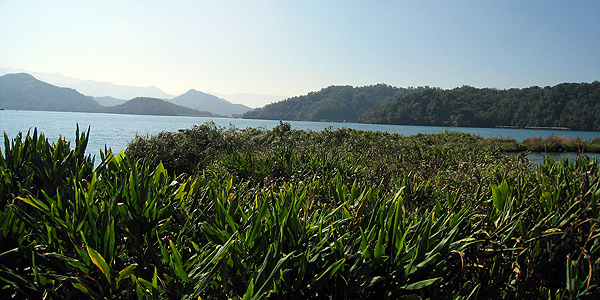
[169,89,252,116]
[0,73,250,116]
[0,73,212,116]
[0,67,286,107]
[104,97,215,117]
[359,82,600,131]
[71,80,174,100]
[0,67,174,99]
[0,73,103,112]
[93,96,127,107]
[242,84,427,123]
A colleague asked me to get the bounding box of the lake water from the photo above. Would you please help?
[508,152,600,165]
[2,110,600,160]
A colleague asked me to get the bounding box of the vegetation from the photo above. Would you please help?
[359,82,600,131]
[242,84,427,122]
[0,73,103,112]
[2,124,600,299]
[103,97,215,117]
[476,135,600,153]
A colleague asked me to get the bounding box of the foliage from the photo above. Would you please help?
[481,135,600,153]
[242,84,428,122]
[103,97,215,117]
[0,73,103,112]
[359,82,600,131]
[1,124,600,299]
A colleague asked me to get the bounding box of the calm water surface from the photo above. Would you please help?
[3,110,600,161]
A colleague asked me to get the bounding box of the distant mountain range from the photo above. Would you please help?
[72,80,174,100]
[0,73,103,112]
[0,67,284,108]
[7,70,597,131]
[170,89,252,116]
[0,67,174,100]
[90,92,252,117]
[213,92,286,109]
[104,97,214,117]
[92,96,127,107]
[0,73,223,117]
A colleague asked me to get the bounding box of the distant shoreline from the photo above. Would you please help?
[496,125,570,131]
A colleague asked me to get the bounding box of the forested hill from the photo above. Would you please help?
[103,97,215,117]
[359,82,600,131]
[242,84,427,122]
[0,73,103,112]
[169,89,252,116]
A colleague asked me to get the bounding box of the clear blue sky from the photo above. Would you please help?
[1,0,599,101]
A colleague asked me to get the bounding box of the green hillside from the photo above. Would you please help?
[0,73,103,112]
[359,82,600,131]
[103,97,215,116]
[243,84,426,122]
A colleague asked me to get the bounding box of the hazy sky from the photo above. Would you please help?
[1,0,599,100]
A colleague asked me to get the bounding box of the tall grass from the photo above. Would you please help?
[1,123,599,299]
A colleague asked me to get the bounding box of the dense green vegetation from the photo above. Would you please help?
[360,82,600,131]
[0,73,103,112]
[2,124,600,299]
[104,97,215,117]
[242,84,427,122]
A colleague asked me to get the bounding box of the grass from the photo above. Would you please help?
[1,123,599,299]
[487,135,600,153]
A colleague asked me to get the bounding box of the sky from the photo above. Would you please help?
[1,0,599,105]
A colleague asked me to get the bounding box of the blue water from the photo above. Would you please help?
[509,152,600,165]
[2,110,600,157]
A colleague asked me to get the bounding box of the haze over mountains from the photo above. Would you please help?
[92,96,127,107]
[2,70,599,131]
[104,97,214,117]
[0,67,173,100]
[0,73,241,117]
[0,73,103,112]
[170,89,252,116]
[0,67,283,108]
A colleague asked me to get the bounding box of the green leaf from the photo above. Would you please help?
[491,184,501,212]
[152,266,159,300]
[402,277,443,290]
[72,281,91,295]
[117,264,138,285]
[153,162,167,185]
[242,278,255,300]
[87,246,111,285]
[169,239,188,282]
[252,251,294,300]
[374,229,385,258]
[16,196,48,212]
